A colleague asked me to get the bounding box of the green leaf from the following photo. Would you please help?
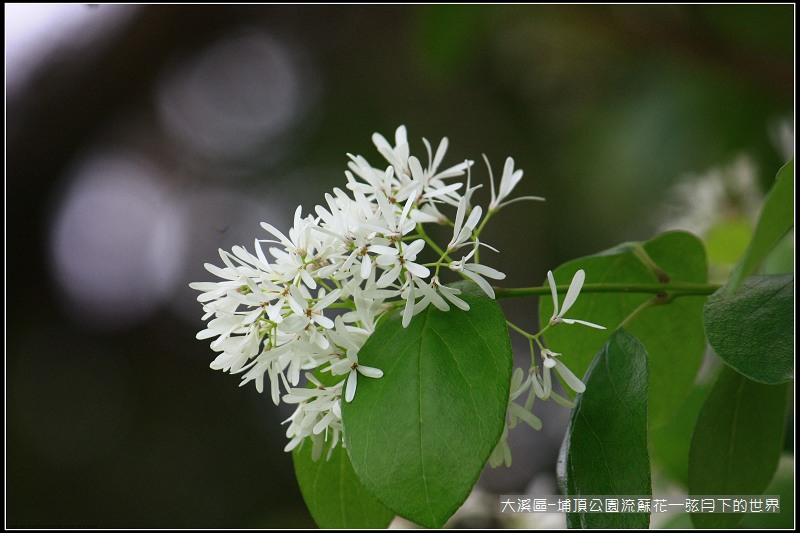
[342,282,512,528]
[688,365,789,529]
[540,231,707,427]
[739,454,795,529]
[558,329,651,529]
[704,274,793,384]
[293,440,395,529]
[648,381,712,487]
[727,159,794,293]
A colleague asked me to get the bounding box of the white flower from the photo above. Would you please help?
[507,368,542,431]
[449,246,505,299]
[540,348,586,396]
[282,373,345,452]
[447,191,483,252]
[190,125,549,456]
[414,276,471,313]
[328,354,384,403]
[487,156,544,212]
[489,368,543,468]
[547,269,606,329]
[376,238,430,287]
[283,286,341,333]
[489,425,512,468]
[325,317,384,402]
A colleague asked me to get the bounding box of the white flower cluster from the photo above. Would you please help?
[191,126,540,456]
[489,268,605,468]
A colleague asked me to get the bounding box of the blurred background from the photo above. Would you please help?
[6,4,793,528]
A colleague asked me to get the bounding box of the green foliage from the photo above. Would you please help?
[704,274,793,384]
[649,380,713,487]
[688,365,789,528]
[341,282,512,528]
[539,231,708,427]
[727,159,794,293]
[293,441,394,529]
[288,170,794,528]
[739,455,795,529]
[558,329,651,529]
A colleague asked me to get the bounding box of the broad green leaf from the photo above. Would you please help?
[540,231,707,427]
[688,365,789,529]
[342,282,512,528]
[727,159,794,293]
[293,440,394,529]
[648,380,712,487]
[558,329,651,529]
[704,274,793,384]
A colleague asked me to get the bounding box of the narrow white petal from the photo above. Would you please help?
[561,318,606,329]
[406,262,430,278]
[404,238,426,257]
[376,264,401,287]
[547,270,560,318]
[394,125,407,147]
[543,367,552,399]
[260,222,291,247]
[287,295,306,317]
[554,359,586,393]
[549,391,576,408]
[315,288,342,310]
[561,269,586,316]
[509,402,543,430]
[483,154,497,207]
[313,411,337,435]
[466,263,506,280]
[375,254,397,267]
[314,314,335,330]
[510,367,525,392]
[449,196,467,247]
[439,287,470,311]
[345,370,358,402]
[360,255,372,279]
[408,156,425,183]
[357,365,384,378]
[532,373,545,400]
[417,281,449,311]
[402,283,416,328]
[464,205,483,231]
[462,269,495,299]
[524,380,537,410]
[432,137,448,172]
[283,436,303,452]
[299,269,317,290]
[367,245,398,256]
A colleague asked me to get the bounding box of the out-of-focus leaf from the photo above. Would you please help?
[688,365,789,528]
[727,159,793,293]
[704,274,793,384]
[739,454,794,529]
